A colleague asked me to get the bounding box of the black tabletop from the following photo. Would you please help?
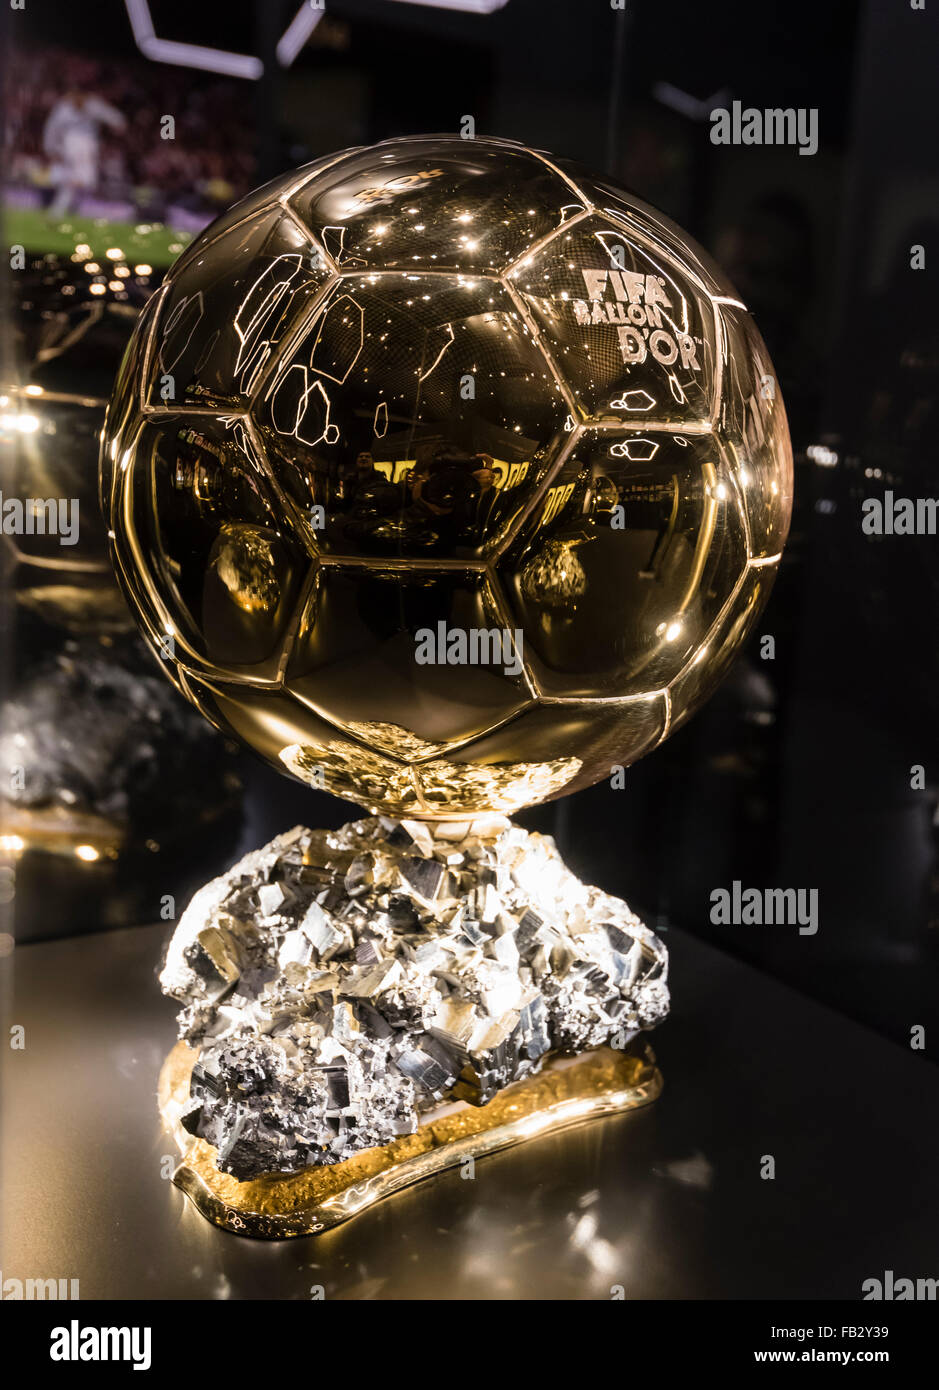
[2,919,937,1300]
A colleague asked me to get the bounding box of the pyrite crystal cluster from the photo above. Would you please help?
[161,815,668,1179]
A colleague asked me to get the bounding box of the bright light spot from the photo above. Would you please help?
[89,283,106,295]
[134,263,153,277]
[84,262,100,273]
[75,844,100,862]
[665,622,682,642]
[0,413,39,433]
[24,384,43,396]
[105,247,123,260]
[807,443,839,467]
[0,834,24,853]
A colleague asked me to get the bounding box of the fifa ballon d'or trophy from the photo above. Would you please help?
[101,136,792,1236]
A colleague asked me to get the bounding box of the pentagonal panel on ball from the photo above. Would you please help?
[288,136,587,274]
[101,286,164,516]
[283,565,532,752]
[169,151,362,274]
[667,562,777,734]
[141,208,330,410]
[506,212,718,426]
[561,164,739,301]
[717,303,794,560]
[115,413,310,680]
[499,429,748,698]
[412,695,668,816]
[253,273,570,561]
[180,672,425,817]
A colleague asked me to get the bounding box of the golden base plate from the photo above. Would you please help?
[158,1039,662,1238]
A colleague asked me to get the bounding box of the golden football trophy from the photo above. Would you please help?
[101,135,792,1236]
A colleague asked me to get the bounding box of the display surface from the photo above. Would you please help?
[101,134,793,820]
[5,919,937,1297]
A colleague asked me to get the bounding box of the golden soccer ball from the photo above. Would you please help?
[101,135,792,819]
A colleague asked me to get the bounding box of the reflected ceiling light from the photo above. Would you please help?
[394,0,508,10]
[124,0,264,78]
[126,0,507,78]
[0,412,40,433]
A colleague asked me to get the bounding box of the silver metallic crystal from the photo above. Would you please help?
[161,815,669,1179]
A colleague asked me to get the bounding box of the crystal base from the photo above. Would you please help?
[158,1039,662,1238]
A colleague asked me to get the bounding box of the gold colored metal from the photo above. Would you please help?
[101,135,793,820]
[158,1039,662,1238]
[280,738,583,818]
[104,138,787,1227]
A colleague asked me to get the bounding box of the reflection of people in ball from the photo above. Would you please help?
[338,449,375,504]
[421,465,476,518]
[368,448,480,554]
[472,453,499,531]
[406,458,431,502]
[419,450,480,544]
[590,473,620,520]
[359,474,398,514]
[472,453,495,488]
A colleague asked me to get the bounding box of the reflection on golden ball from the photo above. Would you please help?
[101,135,792,819]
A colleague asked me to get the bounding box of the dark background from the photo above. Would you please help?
[2,0,938,1062]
